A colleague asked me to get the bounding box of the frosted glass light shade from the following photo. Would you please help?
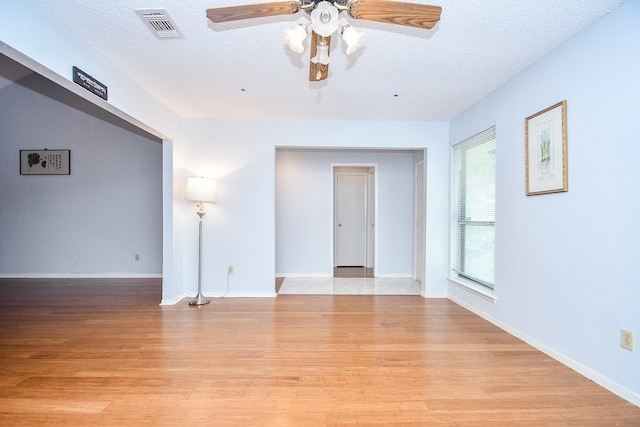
[185,177,217,203]
[311,40,331,65]
[342,25,365,55]
[285,24,308,53]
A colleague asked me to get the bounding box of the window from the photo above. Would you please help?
[451,127,496,289]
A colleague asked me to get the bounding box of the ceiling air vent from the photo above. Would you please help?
[135,9,183,39]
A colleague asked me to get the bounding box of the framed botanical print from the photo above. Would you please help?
[525,101,568,195]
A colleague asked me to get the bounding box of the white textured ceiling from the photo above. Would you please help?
[34,0,625,121]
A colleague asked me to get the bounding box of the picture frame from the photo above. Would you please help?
[525,100,568,195]
[20,149,71,175]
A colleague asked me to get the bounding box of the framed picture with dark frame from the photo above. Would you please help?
[20,149,71,175]
[525,100,568,195]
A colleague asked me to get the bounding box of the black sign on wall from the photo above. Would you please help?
[72,66,108,100]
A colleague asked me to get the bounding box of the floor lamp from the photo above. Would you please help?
[185,176,217,306]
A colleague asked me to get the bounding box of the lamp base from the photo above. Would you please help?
[188,292,210,306]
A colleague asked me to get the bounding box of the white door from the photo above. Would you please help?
[335,173,367,266]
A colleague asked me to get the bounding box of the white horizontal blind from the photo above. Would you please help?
[452,127,496,288]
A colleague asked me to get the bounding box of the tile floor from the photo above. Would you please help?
[277,276,422,295]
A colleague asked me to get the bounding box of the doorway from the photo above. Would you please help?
[333,165,376,276]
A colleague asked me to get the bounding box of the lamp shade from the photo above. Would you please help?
[185,177,217,203]
[285,24,308,53]
[342,25,365,55]
[311,39,331,65]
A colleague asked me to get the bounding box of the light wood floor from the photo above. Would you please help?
[1,279,638,426]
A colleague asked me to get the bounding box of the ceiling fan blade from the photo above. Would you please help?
[309,32,330,82]
[348,0,442,30]
[206,1,301,23]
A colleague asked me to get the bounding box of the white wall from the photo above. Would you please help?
[0,74,163,276]
[448,0,640,404]
[276,149,417,277]
[182,119,450,297]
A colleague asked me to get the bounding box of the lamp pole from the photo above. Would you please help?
[185,176,216,306]
[189,202,210,306]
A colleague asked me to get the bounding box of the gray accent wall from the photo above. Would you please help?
[0,72,163,276]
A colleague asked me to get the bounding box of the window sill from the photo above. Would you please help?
[448,275,497,302]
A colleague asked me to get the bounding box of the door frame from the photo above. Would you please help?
[331,163,377,276]
[414,160,426,285]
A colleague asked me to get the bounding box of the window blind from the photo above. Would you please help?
[452,127,496,288]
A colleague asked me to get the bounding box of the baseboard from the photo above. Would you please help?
[448,294,640,408]
[422,292,448,298]
[0,273,162,279]
[160,294,186,306]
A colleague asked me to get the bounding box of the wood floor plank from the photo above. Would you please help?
[0,279,638,426]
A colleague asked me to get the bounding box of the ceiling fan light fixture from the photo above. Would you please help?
[284,23,308,53]
[341,25,365,55]
[206,0,443,81]
[311,38,331,65]
[310,1,339,37]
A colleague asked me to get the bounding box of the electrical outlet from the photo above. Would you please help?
[135,254,140,262]
[228,265,234,275]
[620,329,634,351]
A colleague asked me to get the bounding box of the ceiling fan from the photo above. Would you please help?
[206,0,442,81]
